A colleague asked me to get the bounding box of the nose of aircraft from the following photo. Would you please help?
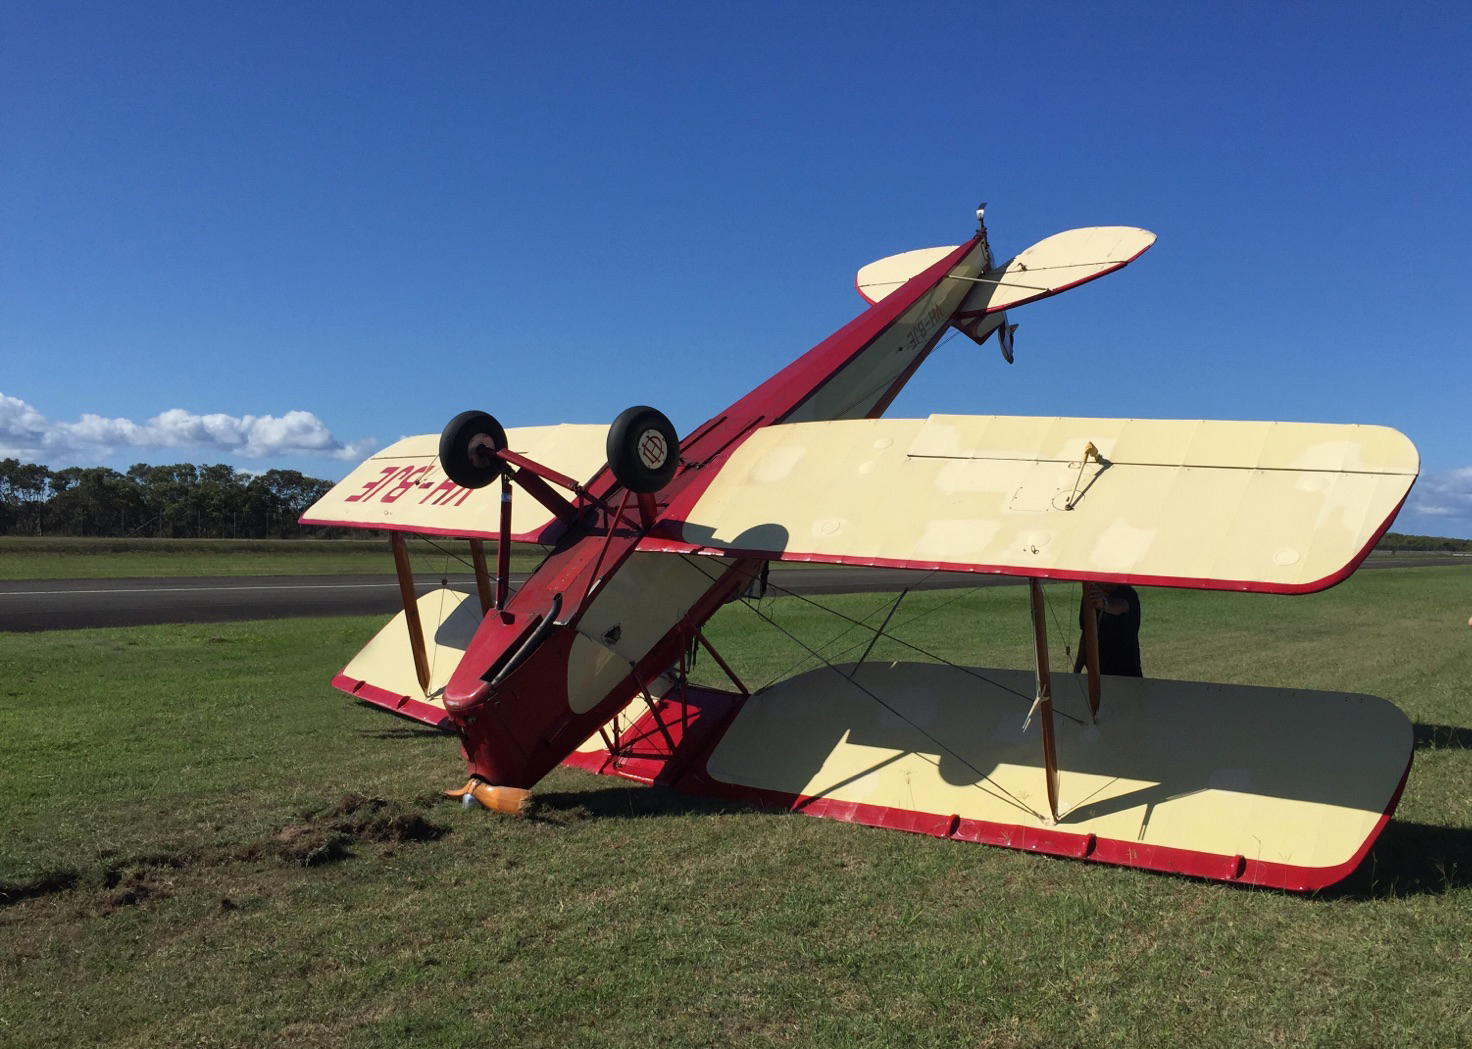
[442,600,588,792]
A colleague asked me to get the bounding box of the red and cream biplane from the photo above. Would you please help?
[302,207,1419,891]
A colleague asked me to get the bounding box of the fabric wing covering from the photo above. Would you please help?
[299,424,610,542]
[651,414,1419,593]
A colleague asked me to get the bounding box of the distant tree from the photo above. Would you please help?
[0,458,54,534]
[0,458,352,538]
[46,467,146,536]
[193,463,250,538]
[247,469,333,538]
[1376,531,1472,554]
[126,463,203,537]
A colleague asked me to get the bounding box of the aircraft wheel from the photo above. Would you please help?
[607,406,679,494]
[439,410,507,489]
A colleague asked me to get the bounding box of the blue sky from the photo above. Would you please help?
[4,2,1470,536]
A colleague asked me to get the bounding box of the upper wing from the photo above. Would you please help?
[646,415,1419,593]
[300,423,609,542]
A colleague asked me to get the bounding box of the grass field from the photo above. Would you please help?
[2,567,1470,1047]
[0,536,545,580]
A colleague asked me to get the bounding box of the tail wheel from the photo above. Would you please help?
[607,406,679,494]
[439,410,508,490]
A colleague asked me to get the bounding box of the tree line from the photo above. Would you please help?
[1378,531,1472,553]
[0,458,337,539]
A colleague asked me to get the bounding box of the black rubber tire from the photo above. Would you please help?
[606,406,679,494]
[439,410,507,489]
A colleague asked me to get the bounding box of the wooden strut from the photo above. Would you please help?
[1028,579,1060,823]
[1080,583,1101,720]
[690,620,750,698]
[495,471,513,612]
[570,489,633,614]
[637,685,679,756]
[469,538,494,616]
[603,618,749,768]
[390,531,432,694]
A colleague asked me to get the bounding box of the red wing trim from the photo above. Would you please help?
[670,754,1411,892]
[331,672,452,731]
[570,699,1410,890]
[299,516,561,546]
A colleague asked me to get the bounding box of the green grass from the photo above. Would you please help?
[2,567,1470,1047]
[0,536,546,580]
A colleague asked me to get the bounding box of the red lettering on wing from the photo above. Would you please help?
[381,465,432,504]
[345,466,398,503]
[420,478,460,505]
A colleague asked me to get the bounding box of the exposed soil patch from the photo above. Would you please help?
[95,863,177,915]
[265,792,447,867]
[2,794,449,910]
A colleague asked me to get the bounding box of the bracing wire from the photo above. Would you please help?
[680,554,1080,719]
[731,583,1044,820]
[1042,580,1097,706]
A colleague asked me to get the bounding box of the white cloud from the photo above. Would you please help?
[0,393,378,465]
[1391,466,1472,540]
[1405,467,1472,519]
[0,393,49,445]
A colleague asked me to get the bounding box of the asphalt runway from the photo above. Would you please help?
[2,556,1460,633]
[0,567,1006,633]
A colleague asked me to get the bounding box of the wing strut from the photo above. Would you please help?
[1028,579,1061,823]
[495,471,514,611]
[389,531,432,694]
[469,538,494,615]
[1079,584,1101,720]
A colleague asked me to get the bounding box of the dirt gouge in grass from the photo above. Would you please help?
[301,204,1418,891]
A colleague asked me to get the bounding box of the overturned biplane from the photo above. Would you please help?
[301,207,1418,891]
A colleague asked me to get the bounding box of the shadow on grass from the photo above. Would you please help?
[1319,820,1472,900]
[356,725,452,741]
[526,783,751,823]
[529,785,1472,901]
[1414,722,1472,750]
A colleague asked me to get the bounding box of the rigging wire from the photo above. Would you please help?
[1042,580,1098,707]
[730,581,1043,820]
[737,568,1041,706]
[405,532,478,574]
[678,554,1085,731]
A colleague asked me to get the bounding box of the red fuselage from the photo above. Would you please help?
[444,237,989,790]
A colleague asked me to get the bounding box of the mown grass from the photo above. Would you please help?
[0,536,545,580]
[1,567,1470,1047]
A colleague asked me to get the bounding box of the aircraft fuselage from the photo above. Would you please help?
[444,235,991,792]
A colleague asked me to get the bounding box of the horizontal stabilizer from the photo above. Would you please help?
[649,414,1419,593]
[300,424,610,542]
[855,246,958,304]
[856,227,1156,350]
[951,226,1156,318]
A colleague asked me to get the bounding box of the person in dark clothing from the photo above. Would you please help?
[1073,582,1142,677]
